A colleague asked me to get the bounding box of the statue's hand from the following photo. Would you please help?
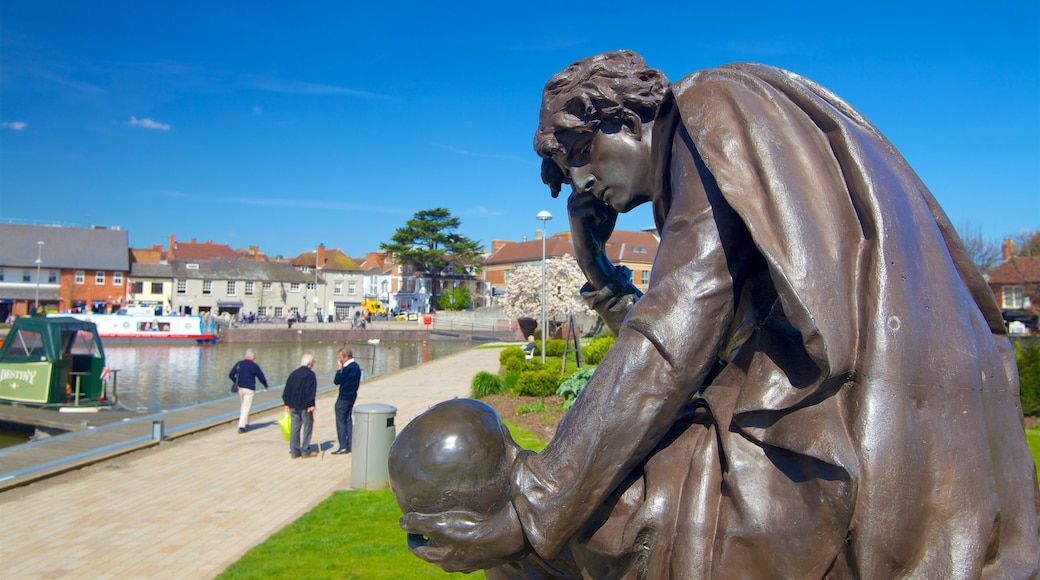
[568,190,618,288]
[400,503,527,573]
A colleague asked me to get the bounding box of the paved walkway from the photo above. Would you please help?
[0,347,502,579]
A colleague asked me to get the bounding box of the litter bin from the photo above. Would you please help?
[351,403,397,490]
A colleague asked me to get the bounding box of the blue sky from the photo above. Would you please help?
[2,1,1037,259]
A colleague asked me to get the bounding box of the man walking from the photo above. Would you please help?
[229,348,268,434]
[332,347,362,455]
[282,353,317,459]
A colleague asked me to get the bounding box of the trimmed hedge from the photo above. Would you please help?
[583,335,616,365]
[1018,340,1040,416]
[514,368,561,397]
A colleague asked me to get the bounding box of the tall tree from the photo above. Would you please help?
[380,208,483,309]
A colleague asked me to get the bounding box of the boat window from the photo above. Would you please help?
[65,330,101,357]
[9,330,46,358]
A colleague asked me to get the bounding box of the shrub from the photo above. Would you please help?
[500,346,527,373]
[470,371,504,399]
[583,335,616,365]
[544,339,567,358]
[503,369,522,392]
[1018,340,1040,416]
[515,368,560,397]
[557,366,596,409]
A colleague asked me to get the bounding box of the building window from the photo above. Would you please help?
[1003,286,1025,309]
[48,270,58,284]
[23,269,32,282]
[290,283,301,293]
[227,281,237,295]
[245,282,254,295]
[151,282,163,294]
[641,270,649,285]
[258,306,268,317]
[274,307,283,318]
[0,268,4,281]
[75,271,85,285]
[289,307,300,318]
[113,272,123,286]
[307,282,316,291]
[348,283,357,296]
[505,269,511,282]
[262,282,272,292]
[96,271,106,284]
[334,282,343,295]
[130,281,144,293]
[202,281,212,295]
[177,280,187,294]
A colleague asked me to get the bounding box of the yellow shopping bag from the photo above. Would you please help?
[278,410,291,441]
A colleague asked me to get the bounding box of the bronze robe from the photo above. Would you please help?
[511,64,1039,578]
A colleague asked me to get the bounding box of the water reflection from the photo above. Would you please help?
[103,341,471,413]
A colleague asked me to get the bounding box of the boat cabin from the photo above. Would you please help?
[0,316,109,407]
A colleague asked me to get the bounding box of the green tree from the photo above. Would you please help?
[436,285,472,311]
[380,208,484,308]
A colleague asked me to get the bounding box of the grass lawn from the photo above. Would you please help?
[1027,427,1040,482]
[217,421,546,580]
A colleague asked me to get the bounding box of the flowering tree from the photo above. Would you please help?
[501,254,594,325]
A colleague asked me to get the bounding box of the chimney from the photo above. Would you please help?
[168,233,176,257]
[317,243,326,268]
[1003,238,1017,261]
[491,240,510,254]
[535,230,543,240]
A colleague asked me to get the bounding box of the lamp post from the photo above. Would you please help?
[34,241,44,311]
[311,249,321,322]
[536,210,552,363]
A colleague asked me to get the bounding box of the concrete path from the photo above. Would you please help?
[0,347,502,579]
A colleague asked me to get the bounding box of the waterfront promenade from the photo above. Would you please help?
[0,346,502,579]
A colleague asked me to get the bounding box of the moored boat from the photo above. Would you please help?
[48,311,219,344]
[0,316,112,408]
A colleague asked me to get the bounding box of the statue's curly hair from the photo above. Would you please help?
[534,50,669,197]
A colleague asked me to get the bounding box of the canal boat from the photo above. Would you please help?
[0,316,112,408]
[49,310,219,344]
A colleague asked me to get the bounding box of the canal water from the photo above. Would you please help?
[0,340,473,448]
[104,340,473,413]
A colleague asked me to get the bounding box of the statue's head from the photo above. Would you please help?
[388,398,519,516]
[534,50,669,198]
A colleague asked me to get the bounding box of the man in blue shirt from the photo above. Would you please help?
[332,347,362,455]
[229,348,268,434]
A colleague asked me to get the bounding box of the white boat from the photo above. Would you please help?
[48,309,219,344]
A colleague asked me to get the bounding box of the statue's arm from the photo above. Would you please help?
[512,132,741,559]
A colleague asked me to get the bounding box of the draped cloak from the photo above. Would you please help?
[507,64,1040,579]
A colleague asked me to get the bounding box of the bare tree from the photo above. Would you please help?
[956,220,1001,276]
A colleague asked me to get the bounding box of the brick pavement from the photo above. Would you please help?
[0,346,502,579]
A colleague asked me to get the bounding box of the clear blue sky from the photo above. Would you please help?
[2,1,1037,259]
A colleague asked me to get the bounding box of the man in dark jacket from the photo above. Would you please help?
[229,348,268,433]
[332,347,362,455]
[281,353,317,459]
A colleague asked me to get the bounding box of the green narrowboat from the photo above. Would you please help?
[0,316,110,407]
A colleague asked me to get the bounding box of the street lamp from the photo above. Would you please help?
[34,241,44,311]
[536,210,552,363]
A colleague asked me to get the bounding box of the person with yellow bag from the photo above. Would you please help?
[281,353,317,459]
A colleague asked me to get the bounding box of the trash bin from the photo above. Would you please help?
[351,403,397,490]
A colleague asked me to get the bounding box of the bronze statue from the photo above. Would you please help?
[398,50,1040,578]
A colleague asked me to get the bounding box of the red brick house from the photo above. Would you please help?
[988,241,1040,334]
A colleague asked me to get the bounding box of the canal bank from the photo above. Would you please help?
[0,346,504,578]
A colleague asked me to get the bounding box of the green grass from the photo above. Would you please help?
[1027,427,1040,482]
[218,421,546,579]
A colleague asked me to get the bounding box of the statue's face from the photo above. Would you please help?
[557,122,653,213]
